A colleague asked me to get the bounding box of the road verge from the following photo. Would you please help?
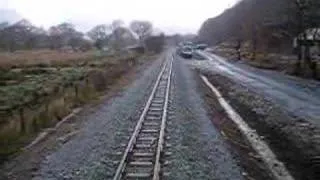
[201,75,294,180]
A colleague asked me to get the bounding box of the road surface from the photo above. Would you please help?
[190,51,320,180]
[196,51,320,127]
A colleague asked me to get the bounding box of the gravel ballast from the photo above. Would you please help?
[33,54,166,179]
[1,51,254,180]
[164,56,244,180]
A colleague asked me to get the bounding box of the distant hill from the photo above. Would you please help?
[0,22,9,30]
[198,0,296,51]
[0,9,23,24]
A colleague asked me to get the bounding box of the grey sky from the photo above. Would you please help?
[0,0,238,34]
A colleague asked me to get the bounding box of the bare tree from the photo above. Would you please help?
[0,20,92,52]
[109,27,137,50]
[68,31,85,51]
[87,24,110,50]
[0,19,39,51]
[130,20,153,43]
[48,23,84,50]
[87,25,110,41]
[48,26,63,49]
[111,20,124,31]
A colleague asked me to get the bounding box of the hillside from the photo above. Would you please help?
[198,0,294,51]
[198,0,320,79]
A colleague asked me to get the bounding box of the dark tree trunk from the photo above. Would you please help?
[294,44,302,75]
[294,0,304,75]
[236,39,241,60]
[310,61,317,79]
[251,26,258,60]
[252,38,257,60]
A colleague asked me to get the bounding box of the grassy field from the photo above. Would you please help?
[0,49,152,161]
[0,50,97,68]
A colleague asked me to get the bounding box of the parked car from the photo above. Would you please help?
[179,46,193,59]
[195,44,208,50]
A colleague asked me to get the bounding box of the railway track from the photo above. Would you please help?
[113,56,173,180]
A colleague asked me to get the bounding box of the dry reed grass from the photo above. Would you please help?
[0,49,96,68]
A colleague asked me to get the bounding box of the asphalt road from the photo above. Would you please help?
[31,50,244,180]
[190,51,320,180]
[195,51,320,127]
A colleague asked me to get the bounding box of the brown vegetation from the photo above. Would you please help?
[0,16,165,161]
[0,49,96,68]
[0,50,153,161]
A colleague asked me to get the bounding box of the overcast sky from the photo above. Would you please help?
[0,0,238,34]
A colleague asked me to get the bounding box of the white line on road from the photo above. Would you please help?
[200,75,294,180]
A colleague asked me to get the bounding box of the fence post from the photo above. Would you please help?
[85,76,89,88]
[74,83,79,99]
[19,108,26,134]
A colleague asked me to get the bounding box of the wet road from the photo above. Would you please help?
[33,50,244,180]
[195,51,320,127]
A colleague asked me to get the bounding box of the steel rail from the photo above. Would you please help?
[152,56,173,180]
[113,57,172,180]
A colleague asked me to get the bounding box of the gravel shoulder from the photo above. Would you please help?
[188,54,320,180]
[164,55,244,180]
[0,52,166,180]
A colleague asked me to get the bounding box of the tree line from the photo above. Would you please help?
[0,19,160,52]
[198,0,320,78]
